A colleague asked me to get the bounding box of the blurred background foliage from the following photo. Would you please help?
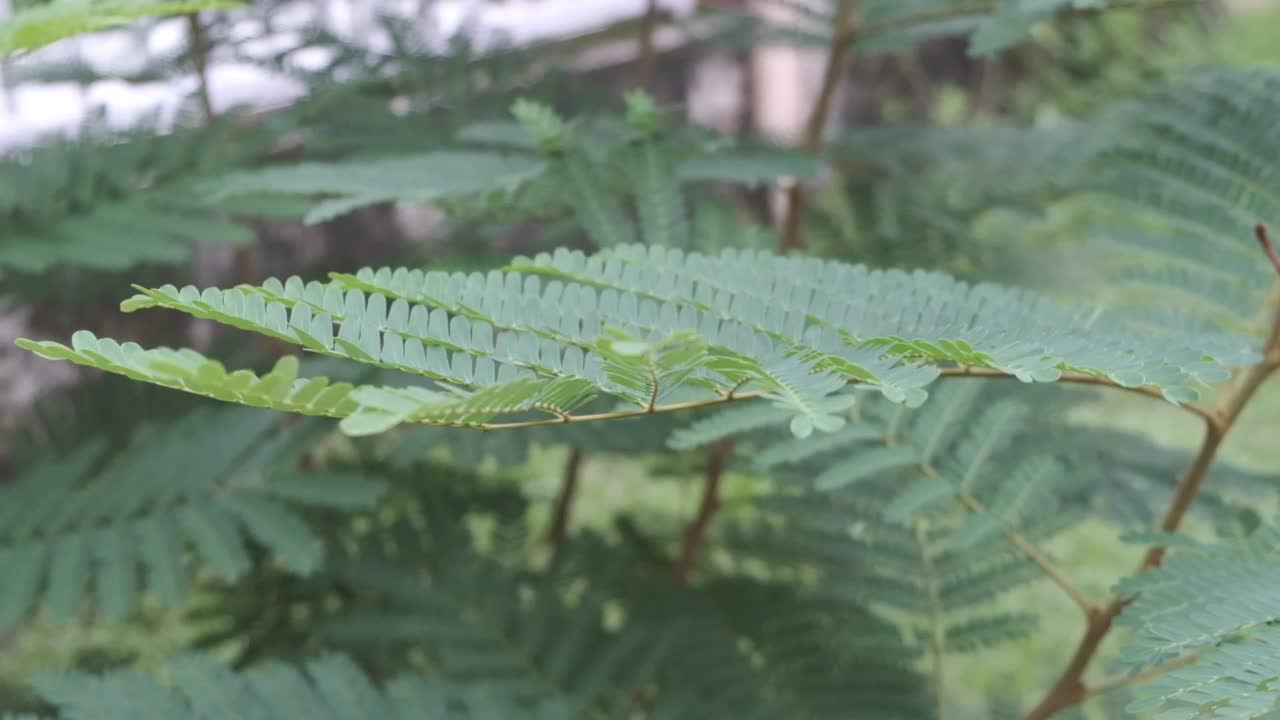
[2,1,1280,718]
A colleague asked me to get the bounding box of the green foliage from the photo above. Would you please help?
[18,242,1246,441]
[0,113,295,275]
[969,1,1114,57]
[1115,525,1280,718]
[213,152,547,226]
[25,652,536,719]
[216,93,816,243]
[0,0,240,55]
[739,0,1123,56]
[7,1,1280,718]
[1083,67,1280,336]
[0,406,385,628]
[718,383,1075,657]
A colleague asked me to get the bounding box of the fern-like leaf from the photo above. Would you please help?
[0,406,385,626]
[20,244,1246,437]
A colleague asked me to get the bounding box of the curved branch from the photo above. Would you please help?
[944,366,1222,432]
[1021,226,1280,720]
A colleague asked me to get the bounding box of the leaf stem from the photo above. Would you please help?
[958,494,1097,615]
[1086,652,1199,699]
[914,522,949,720]
[477,366,1220,431]
[674,439,733,582]
[946,366,1221,431]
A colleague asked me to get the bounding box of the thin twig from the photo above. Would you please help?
[779,1,858,253]
[958,494,1097,615]
[549,447,584,550]
[945,366,1222,431]
[186,13,214,122]
[1086,652,1199,699]
[914,522,949,720]
[673,439,734,582]
[1021,224,1280,720]
[901,410,1094,618]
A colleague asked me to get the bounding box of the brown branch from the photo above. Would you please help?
[634,0,660,92]
[779,1,858,253]
[1021,224,1280,720]
[944,366,1222,431]
[185,9,266,344]
[185,13,214,122]
[674,439,734,583]
[549,447,584,550]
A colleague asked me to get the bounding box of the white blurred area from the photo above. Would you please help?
[0,0,698,152]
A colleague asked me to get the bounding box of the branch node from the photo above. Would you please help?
[1256,223,1280,277]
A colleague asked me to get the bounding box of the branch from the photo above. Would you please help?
[1021,224,1280,720]
[958,494,1097,615]
[633,0,660,91]
[779,1,858,253]
[674,439,733,583]
[904,415,1095,618]
[185,13,214,122]
[549,447,584,551]
[945,366,1222,432]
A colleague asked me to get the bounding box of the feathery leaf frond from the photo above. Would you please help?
[28,652,539,719]
[1086,67,1280,336]
[0,114,289,276]
[19,243,1247,437]
[0,405,385,627]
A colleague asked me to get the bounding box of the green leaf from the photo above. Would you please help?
[0,0,243,54]
[814,445,921,491]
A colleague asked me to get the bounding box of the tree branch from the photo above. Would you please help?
[1021,224,1280,720]
[779,1,858,253]
[185,13,214,122]
[633,0,660,91]
[945,365,1222,431]
[549,447,584,551]
[674,439,734,582]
